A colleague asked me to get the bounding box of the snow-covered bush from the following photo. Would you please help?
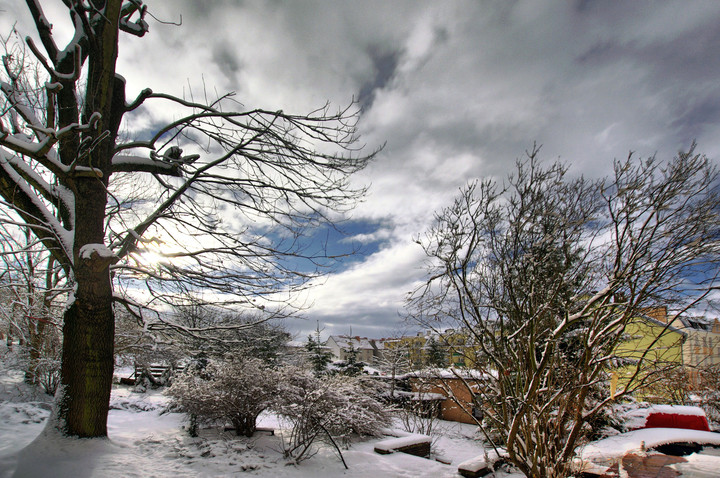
[0,274,62,396]
[8,334,61,396]
[274,369,389,465]
[166,357,279,437]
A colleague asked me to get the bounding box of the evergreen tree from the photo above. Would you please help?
[305,333,332,376]
[425,337,447,367]
[336,344,364,376]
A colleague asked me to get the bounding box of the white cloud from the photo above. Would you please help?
[295,239,426,337]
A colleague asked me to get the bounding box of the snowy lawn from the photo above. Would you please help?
[0,381,521,478]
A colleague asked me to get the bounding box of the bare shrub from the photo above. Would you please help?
[274,369,389,467]
[166,357,279,437]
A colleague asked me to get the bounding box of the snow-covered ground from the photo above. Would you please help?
[0,369,519,478]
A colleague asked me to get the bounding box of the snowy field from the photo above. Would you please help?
[0,369,519,478]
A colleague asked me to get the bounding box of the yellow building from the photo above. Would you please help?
[376,329,482,372]
[379,334,427,370]
[618,307,720,389]
[437,329,481,368]
[613,309,686,401]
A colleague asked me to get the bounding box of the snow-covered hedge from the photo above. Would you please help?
[166,357,279,437]
[166,358,390,468]
[274,370,390,466]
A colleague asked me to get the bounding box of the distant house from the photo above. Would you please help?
[325,331,475,372]
[434,329,480,368]
[380,334,428,369]
[326,335,379,365]
[669,313,720,387]
[281,339,318,365]
[375,329,480,372]
[409,368,487,424]
[677,316,720,365]
[621,307,720,388]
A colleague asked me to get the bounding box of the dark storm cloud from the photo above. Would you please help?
[671,98,720,147]
[211,42,243,86]
[357,46,401,110]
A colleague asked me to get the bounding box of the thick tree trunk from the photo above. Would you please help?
[57,183,115,437]
[53,1,123,438]
[58,291,114,437]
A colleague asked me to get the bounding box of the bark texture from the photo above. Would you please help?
[55,0,122,437]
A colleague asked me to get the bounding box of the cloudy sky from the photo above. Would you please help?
[4,1,720,339]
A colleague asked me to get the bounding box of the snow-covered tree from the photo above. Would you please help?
[274,369,389,467]
[0,225,63,394]
[694,364,720,428]
[154,305,292,366]
[409,146,720,477]
[376,340,411,397]
[0,1,375,438]
[113,304,157,366]
[166,357,279,437]
[334,343,364,376]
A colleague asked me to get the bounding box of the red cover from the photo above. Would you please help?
[644,412,711,432]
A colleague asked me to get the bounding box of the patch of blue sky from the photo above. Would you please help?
[280,219,388,274]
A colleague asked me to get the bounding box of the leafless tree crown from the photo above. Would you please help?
[408,145,720,477]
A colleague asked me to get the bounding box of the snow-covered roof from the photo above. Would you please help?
[328,335,375,350]
[391,390,446,401]
[406,367,489,380]
[284,340,306,348]
[634,312,687,336]
[626,404,708,418]
[680,316,719,332]
[363,365,383,375]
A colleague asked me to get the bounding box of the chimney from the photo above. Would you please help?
[644,306,668,323]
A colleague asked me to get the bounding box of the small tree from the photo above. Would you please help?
[0,226,64,394]
[305,327,332,376]
[113,304,157,366]
[395,373,441,436]
[274,369,389,467]
[409,145,720,477]
[376,340,411,398]
[694,364,720,428]
[166,357,278,437]
[335,344,365,376]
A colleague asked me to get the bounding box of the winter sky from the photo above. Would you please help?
[3,1,720,339]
